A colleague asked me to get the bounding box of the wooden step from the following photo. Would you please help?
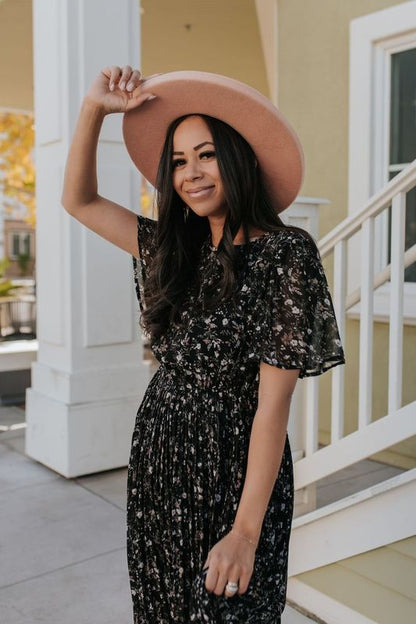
[291,537,416,624]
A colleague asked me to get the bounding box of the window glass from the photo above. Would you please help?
[23,233,31,256]
[389,48,416,282]
[12,233,20,257]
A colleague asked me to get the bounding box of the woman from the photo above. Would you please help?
[62,66,346,623]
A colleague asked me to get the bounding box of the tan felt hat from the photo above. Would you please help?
[122,70,305,213]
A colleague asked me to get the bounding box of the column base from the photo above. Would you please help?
[25,365,153,478]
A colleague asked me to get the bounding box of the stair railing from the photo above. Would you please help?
[295,158,416,494]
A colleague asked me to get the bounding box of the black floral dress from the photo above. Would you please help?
[127,214,345,623]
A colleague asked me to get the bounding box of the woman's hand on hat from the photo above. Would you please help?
[85,65,158,115]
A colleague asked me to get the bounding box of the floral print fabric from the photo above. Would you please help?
[127,214,345,623]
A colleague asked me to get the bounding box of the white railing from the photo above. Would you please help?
[295,158,416,495]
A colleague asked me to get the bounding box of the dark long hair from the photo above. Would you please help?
[141,113,315,342]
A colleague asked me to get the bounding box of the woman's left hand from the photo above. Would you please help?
[203,530,257,597]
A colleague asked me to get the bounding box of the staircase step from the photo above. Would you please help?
[339,539,416,601]
[293,468,416,527]
[389,537,416,559]
[282,604,320,623]
[316,459,404,508]
[289,470,416,576]
[295,553,416,624]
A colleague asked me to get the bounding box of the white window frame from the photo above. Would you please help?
[349,1,416,325]
[9,231,32,260]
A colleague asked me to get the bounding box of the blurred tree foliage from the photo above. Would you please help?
[0,112,35,226]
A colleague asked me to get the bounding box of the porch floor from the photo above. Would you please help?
[0,404,403,623]
[0,405,320,623]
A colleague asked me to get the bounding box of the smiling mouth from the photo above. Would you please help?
[186,186,215,198]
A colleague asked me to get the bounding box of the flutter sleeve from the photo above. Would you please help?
[260,232,346,378]
[132,213,157,313]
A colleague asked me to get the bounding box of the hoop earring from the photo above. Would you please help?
[183,205,190,222]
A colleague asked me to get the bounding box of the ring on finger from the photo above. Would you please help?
[225,581,239,595]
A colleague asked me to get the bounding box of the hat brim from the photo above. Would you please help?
[122,71,304,213]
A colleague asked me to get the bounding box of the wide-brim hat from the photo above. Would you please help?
[122,70,305,213]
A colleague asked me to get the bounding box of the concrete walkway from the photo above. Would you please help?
[0,405,317,623]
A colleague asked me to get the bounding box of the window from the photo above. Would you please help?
[349,3,416,323]
[10,232,31,260]
[388,48,416,283]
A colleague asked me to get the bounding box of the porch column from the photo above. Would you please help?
[26,0,150,478]
[283,197,328,515]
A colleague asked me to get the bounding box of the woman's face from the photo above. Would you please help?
[171,115,227,218]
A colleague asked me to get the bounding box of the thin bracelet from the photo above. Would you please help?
[230,527,258,548]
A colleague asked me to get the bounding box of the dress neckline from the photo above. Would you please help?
[207,230,275,252]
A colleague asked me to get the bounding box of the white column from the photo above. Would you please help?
[26,0,151,478]
[282,198,326,515]
[281,197,326,460]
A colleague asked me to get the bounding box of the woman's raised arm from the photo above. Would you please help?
[61,65,156,257]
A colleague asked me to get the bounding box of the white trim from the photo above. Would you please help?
[294,401,416,490]
[348,282,416,325]
[289,469,416,575]
[0,339,38,372]
[349,2,416,322]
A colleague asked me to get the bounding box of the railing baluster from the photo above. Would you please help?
[331,239,346,442]
[295,162,416,512]
[389,191,406,413]
[359,217,374,428]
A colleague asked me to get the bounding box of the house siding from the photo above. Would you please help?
[277,0,416,466]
